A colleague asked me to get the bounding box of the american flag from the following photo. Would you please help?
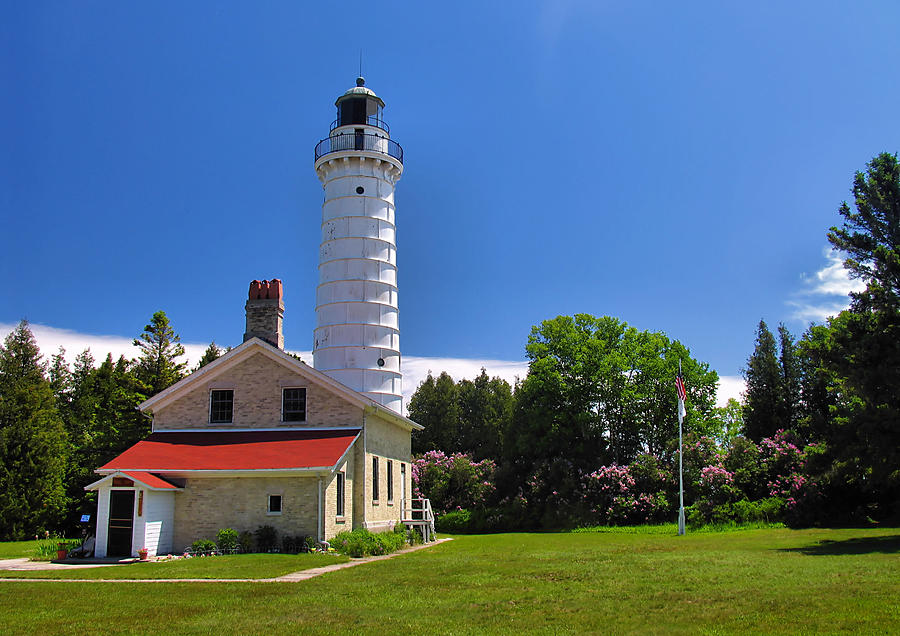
[675,374,686,401]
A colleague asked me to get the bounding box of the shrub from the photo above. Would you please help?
[238,530,253,554]
[190,539,218,555]
[412,451,497,515]
[216,528,239,553]
[436,509,472,533]
[282,534,308,554]
[255,525,278,552]
[331,527,407,557]
[582,464,669,526]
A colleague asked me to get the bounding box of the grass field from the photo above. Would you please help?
[1,527,897,634]
[0,552,349,580]
[0,539,46,559]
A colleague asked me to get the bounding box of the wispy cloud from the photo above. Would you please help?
[0,322,211,368]
[788,248,865,323]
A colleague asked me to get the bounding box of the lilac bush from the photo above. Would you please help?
[759,430,820,521]
[412,450,496,515]
[582,463,669,525]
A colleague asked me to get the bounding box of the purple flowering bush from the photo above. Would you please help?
[582,462,670,525]
[412,450,496,516]
[759,430,821,525]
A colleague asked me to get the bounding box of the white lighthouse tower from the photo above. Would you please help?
[313,77,404,413]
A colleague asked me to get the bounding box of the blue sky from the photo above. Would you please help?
[2,1,898,407]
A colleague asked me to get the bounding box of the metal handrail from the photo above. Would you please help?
[315,132,403,164]
[330,116,390,134]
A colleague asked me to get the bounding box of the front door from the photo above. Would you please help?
[107,490,135,557]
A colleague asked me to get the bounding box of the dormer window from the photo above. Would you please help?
[209,390,234,423]
[282,388,307,422]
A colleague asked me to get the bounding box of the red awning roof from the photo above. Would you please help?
[99,430,360,472]
[121,471,181,489]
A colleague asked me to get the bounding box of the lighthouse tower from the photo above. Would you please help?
[313,77,404,413]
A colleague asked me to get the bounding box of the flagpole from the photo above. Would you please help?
[677,360,686,536]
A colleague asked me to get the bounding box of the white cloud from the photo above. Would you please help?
[2,322,739,412]
[0,322,210,369]
[716,375,745,408]
[789,248,865,323]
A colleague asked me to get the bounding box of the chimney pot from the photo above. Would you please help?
[244,279,284,349]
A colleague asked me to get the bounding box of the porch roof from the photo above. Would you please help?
[98,429,360,472]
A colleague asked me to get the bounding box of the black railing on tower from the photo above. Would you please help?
[330,116,390,135]
[315,133,404,164]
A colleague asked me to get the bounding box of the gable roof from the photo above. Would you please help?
[97,429,360,473]
[140,338,423,431]
[84,470,183,491]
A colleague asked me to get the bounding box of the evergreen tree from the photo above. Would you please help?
[777,324,801,431]
[64,353,149,528]
[0,322,69,539]
[806,152,900,521]
[827,152,900,311]
[410,372,460,454]
[48,346,72,411]
[133,310,187,395]
[195,341,224,371]
[742,320,782,442]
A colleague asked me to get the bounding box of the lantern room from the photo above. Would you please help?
[332,77,388,133]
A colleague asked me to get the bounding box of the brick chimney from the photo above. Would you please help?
[244,279,284,349]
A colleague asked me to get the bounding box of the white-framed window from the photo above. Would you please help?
[209,389,234,423]
[387,459,393,503]
[336,472,345,518]
[372,456,379,502]
[267,494,282,515]
[282,387,307,422]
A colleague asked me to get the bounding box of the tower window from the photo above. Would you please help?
[209,390,233,423]
[356,186,365,194]
[282,388,307,422]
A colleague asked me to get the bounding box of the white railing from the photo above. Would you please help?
[401,498,435,541]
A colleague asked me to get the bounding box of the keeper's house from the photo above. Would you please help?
[87,280,422,558]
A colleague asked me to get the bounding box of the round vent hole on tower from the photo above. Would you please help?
[377,358,385,367]
[356,186,365,194]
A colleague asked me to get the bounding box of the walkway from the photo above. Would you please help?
[0,538,452,583]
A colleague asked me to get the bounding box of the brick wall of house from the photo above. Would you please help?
[172,476,319,550]
[361,412,413,532]
[323,451,354,540]
[152,351,364,430]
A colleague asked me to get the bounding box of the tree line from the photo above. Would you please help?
[411,152,900,529]
[0,311,224,539]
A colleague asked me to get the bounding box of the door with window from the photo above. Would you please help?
[107,490,135,557]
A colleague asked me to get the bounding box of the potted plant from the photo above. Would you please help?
[137,547,149,561]
[56,542,68,560]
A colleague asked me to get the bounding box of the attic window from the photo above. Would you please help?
[209,390,234,423]
[282,388,307,422]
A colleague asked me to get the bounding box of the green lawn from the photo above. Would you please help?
[0,539,46,559]
[0,552,349,580]
[1,527,897,635]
